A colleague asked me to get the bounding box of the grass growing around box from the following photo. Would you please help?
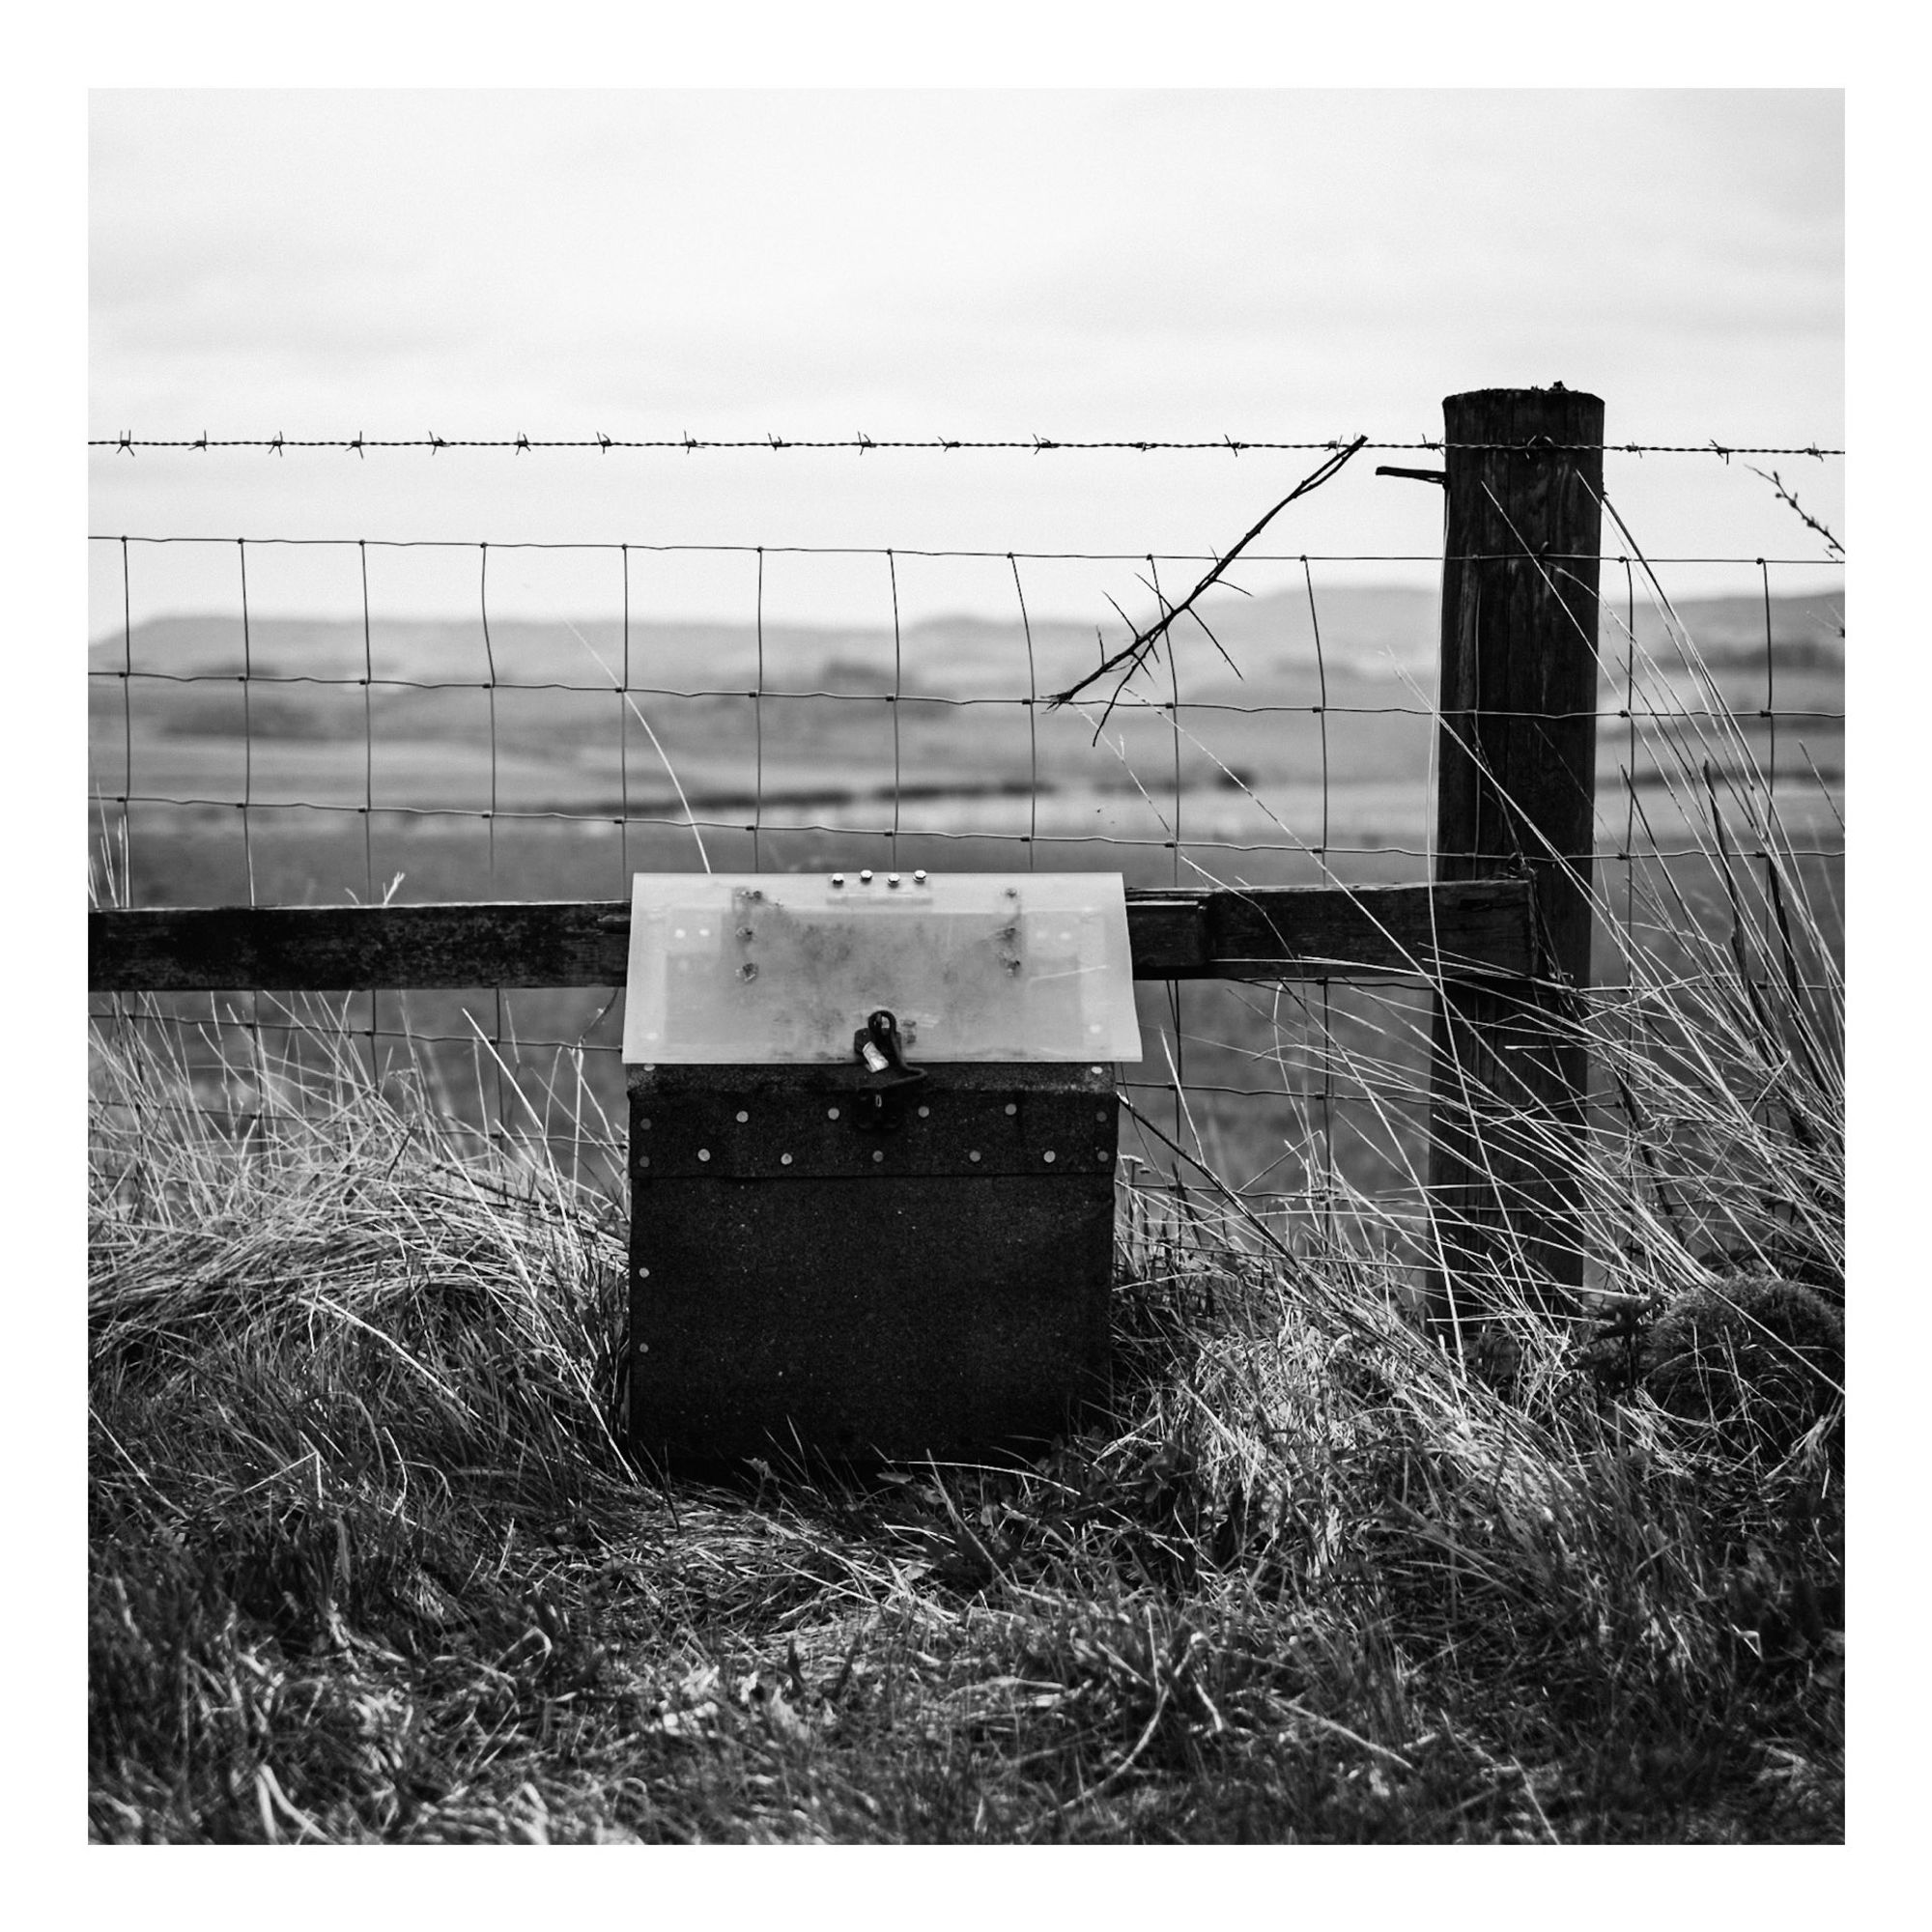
[88,987,1842,1839]
[88,575,1843,1843]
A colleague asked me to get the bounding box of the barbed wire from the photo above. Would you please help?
[90,433,1845,459]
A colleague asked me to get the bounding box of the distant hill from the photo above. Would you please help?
[89,584,1843,708]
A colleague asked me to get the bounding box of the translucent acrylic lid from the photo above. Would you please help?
[621,871,1143,1064]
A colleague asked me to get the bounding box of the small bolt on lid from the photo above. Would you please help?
[913,868,928,883]
[831,873,845,886]
[860,868,873,883]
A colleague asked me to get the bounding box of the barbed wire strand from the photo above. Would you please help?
[93,433,1843,458]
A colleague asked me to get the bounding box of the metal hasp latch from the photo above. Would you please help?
[621,871,1143,1467]
[851,1008,925,1132]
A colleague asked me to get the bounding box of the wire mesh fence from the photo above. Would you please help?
[87,488,1845,1259]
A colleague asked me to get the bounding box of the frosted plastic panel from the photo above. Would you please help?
[622,872,1143,1064]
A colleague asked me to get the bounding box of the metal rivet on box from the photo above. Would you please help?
[831,873,844,887]
[637,1265,650,1279]
[887,872,900,888]
[1043,1150,1057,1163]
[871,1150,885,1164]
[781,1152,793,1166]
[697,1149,711,1162]
[1096,1109,1109,1122]
[968,1150,981,1163]
[637,1155,650,1170]
[860,868,873,883]
[914,868,927,882]
[639,1117,651,1130]
[917,1104,930,1118]
[1004,1103,1017,1116]
[826,1105,840,1120]
[735,1110,749,1122]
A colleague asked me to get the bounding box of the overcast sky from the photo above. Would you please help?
[88,89,1844,624]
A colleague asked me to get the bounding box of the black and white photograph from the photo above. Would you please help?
[73,51,1876,1873]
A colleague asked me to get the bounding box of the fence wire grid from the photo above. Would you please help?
[88,510,1845,1258]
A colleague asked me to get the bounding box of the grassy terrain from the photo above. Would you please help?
[88,577,1845,1843]
[85,996,1844,1842]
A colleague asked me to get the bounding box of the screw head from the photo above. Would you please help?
[914,868,927,883]
[887,872,901,888]
[831,873,845,887]
[860,868,873,883]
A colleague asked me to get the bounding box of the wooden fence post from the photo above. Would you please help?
[1427,385,1605,1329]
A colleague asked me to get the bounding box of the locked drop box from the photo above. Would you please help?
[622,871,1142,1465]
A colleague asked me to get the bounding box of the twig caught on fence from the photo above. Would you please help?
[1747,467,1845,560]
[1045,438,1369,731]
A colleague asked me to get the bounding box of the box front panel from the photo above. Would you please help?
[629,1065,1117,1463]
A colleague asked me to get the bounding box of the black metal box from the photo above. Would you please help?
[628,1059,1117,1464]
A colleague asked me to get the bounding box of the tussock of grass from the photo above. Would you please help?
[88,563,1843,1843]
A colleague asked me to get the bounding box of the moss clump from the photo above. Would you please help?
[1639,1277,1843,1459]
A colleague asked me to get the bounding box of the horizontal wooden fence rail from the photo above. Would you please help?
[89,879,1537,993]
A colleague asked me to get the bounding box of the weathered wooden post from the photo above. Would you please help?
[1427,385,1604,1329]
